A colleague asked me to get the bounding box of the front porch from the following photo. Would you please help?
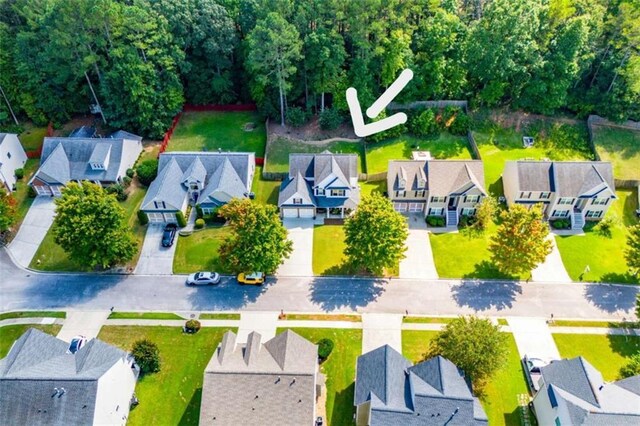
[316,207,353,219]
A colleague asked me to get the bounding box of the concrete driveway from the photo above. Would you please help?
[531,235,572,283]
[57,310,110,342]
[508,317,561,361]
[8,196,56,267]
[399,214,438,279]
[362,313,403,353]
[277,218,314,277]
[134,224,178,275]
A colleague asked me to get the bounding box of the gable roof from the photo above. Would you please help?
[426,160,486,196]
[387,161,428,192]
[141,157,186,211]
[278,171,315,206]
[0,328,134,426]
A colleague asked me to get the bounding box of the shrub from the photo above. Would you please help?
[14,168,24,180]
[176,211,187,227]
[441,106,459,127]
[195,218,205,229]
[122,176,132,187]
[366,110,407,143]
[594,215,615,238]
[550,219,571,229]
[27,186,37,198]
[136,160,158,186]
[126,168,135,178]
[317,338,334,360]
[426,215,445,227]
[195,205,203,219]
[131,339,161,374]
[185,319,201,333]
[319,108,342,130]
[620,353,640,378]
[204,208,226,224]
[449,111,471,135]
[106,184,128,201]
[409,108,438,137]
[286,107,308,128]
[473,197,497,232]
[459,215,476,228]
[137,210,149,225]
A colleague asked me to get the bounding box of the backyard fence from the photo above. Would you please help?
[158,112,183,156]
[466,130,482,160]
[359,171,387,182]
[183,104,257,112]
[262,171,287,181]
[614,179,640,189]
[588,114,640,131]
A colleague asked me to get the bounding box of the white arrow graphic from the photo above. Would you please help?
[347,69,413,138]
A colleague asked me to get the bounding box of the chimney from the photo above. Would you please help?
[217,331,237,364]
[244,332,262,366]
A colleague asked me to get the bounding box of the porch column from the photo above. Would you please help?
[341,208,344,218]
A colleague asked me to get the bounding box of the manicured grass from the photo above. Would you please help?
[277,328,362,426]
[266,138,365,173]
[138,143,160,163]
[401,330,438,363]
[168,111,266,156]
[474,120,593,196]
[359,180,386,197]
[30,183,148,272]
[0,311,66,321]
[173,225,232,274]
[0,325,62,358]
[497,319,509,326]
[549,320,632,328]
[365,133,472,174]
[402,316,454,324]
[553,333,640,381]
[98,326,234,426]
[429,223,523,279]
[593,126,640,180]
[11,159,39,232]
[198,313,240,320]
[19,124,47,151]
[251,166,280,205]
[555,189,639,284]
[284,314,361,322]
[313,225,348,275]
[107,312,183,320]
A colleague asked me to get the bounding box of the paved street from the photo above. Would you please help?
[1,249,638,320]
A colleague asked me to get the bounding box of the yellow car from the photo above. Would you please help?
[237,272,265,285]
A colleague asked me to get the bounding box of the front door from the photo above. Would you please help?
[448,196,457,210]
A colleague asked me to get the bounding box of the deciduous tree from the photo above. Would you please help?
[218,198,292,274]
[344,193,408,275]
[0,188,17,232]
[625,224,640,276]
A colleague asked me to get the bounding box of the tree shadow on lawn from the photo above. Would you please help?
[462,260,519,280]
[309,276,387,311]
[452,276,522,312]
[178,387,202,426]
[330,382,355,426]
[487,177,504,198]
[607,334,640,361]
[583,284,639,314]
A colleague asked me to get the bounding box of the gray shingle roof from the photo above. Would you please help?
[515,161,554,192]
[0,328,133,426]
[278,172,316,207]
[32,136,141,185]
[141,152,254,212]
[387,159,486,196]
[387,161,428,192]
[109,130,143,142]
[200,330,318,425]
[355,345,487,425]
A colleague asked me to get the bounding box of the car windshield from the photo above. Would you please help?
[196,272,209,279]
[69,340,79,352]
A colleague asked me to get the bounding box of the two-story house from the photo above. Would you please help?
[502,160,616,230]
[278,151,360,219]
[140,152,255,223]
[387,154,487,227]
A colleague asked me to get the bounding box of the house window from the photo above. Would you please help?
[558,198,574,205]
[520,192,532,199]
[539,192,551,199]
[591,198,608,205]
[464,195,480,203]
[551,210,569,218]
[190,183,198,190]
[396,190,406,197]
[293,198,303,204]
[6,152,11,159]
[585,210,603,218]
[430,196,446,203]
[330,189,346,197]
[462,208,476,216]
[316,188,325,196]
[201,208,213,215]
[428,207,444,216]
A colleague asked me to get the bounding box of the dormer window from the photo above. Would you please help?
[397,178,406,190]
[293,198,303,204]
[330,189,345,197]
[316,188,325,196]
[91,162,105,170]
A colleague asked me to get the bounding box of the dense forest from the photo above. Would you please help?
[0,0,638,138]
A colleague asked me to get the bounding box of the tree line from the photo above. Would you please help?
[0,0,638,138]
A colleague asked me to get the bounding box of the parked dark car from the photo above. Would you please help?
[186,271,221,286]
[161,223,178,247]
[522,355,549,392]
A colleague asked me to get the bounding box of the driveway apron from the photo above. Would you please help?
[531,235,572,283]
[236,311,279,343]
[8,196,56,268]
[399,214,439,279]
[362,313,403,354]
[57,310,110,342]
[508,317,561,361]
[134,224,178,275]
[277,218,314,277]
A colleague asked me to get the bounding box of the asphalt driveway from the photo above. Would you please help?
[399,214,439,279]
[134,224,178,275]
[277,218,314,276]
[8,196,56,267]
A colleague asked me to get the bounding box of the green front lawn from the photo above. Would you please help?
[474,120,593,196]
[365,133,472,174]
[0,325,62,358]
[198,313,240,320]
[555,188,638,283]
[168,111,266,156]
[266,138,365,173]
[553,333,640,381]
[19,124,47,151]
[359,180,386,197]
[429,223,522,279]
[173,225,231,274]
[107,312,183,320]
[98,326,234,426]
[251,166,280,205]
[402,331,529,426]
[277,328,362,426]
[11,159,39,232]
[593,126,640,180]
[0,311,66,321]
[313,225,348,275]
[402,316,454,324]
[284,314,362,322]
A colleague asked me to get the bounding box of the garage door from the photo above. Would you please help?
[393,202,408,212]
[282,208,314,218]
[298,208,315,218]
[147,212,165,223]
[34,185,52,196]
[282,208,298,218]
[51,186,63,196]
[408,203,424,212]
[163,213,177,223]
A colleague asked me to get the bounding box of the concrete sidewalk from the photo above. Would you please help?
[508,317,561,361]
[57,310,110,343]
[236,311,279,343]
[8,197,56,268]
[362,313,403,353]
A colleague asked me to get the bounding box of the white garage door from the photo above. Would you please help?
[408,203,424,212]
[298,208,315,218]
[393,202,408,212]
[163,213,177,223]
[282,208,315,218]
[147,212,165,223]
[34,185,52,196]
[282,208,298,218]
[51,186,63,196]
